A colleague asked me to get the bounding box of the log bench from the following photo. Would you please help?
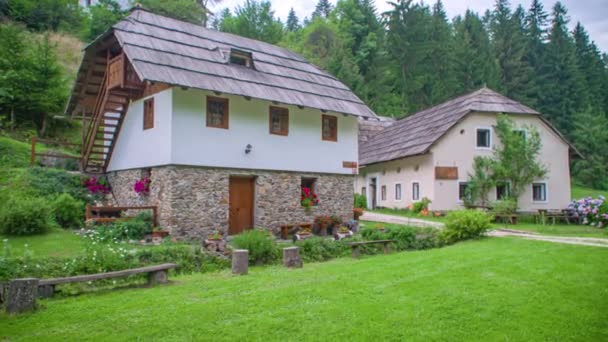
[280,223,312,239]
[348,240,396,258]
[37,263,177,298]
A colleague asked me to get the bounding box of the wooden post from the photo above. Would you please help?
[232,249,248,275]
[282,247,303,268]
[147,270,168,285]
[6,278,38,314]
[30,137,37,166]
[351,245,361,258]
[383,242,391,254]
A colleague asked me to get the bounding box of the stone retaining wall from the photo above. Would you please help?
[107,165,354,240]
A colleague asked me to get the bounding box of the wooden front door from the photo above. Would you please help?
[229,177,254,235]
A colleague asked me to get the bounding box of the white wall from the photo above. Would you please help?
[170,88,359,174]
[431,112,571,211]
[106,89,173,171]
[354,155,434,209]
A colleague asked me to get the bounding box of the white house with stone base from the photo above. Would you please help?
[65,8,376,239]
[356,88,580,212]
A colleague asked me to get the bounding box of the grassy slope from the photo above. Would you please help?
[1,229,85,259]
[2,238,607,341]
[571,185,607,199]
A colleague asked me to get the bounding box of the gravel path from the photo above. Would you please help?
[360,211,608,248]
[488,229,608,248]
[359,212,444,229]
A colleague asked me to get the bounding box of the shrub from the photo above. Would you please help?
[0,196,54,235]
[491,199,517,216]
[52,193,85,229]
[441,210,492,244]
[354,194,367,209]
[296,237,350,262]
[91,218,153,242]
[17,167,90,202]
[412,197,431,213]
[231,229,278,265]
[568,196,607,228]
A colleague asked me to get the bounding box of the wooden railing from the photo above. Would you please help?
[30,137,82,167]
[82,71,109,169]
[85,205,159,227]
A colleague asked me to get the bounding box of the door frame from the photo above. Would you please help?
[228,176,255,235]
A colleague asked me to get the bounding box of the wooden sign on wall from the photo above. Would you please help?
[435,166,458,180]
[343,161,358,169]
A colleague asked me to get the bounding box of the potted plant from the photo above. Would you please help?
[353,208,364,220]
[338,226,350,234]
[152,227,169,238]
[314,215,333,235]
[207,232,223,241]
[134,177,151,196]
[299,227,312,236]
[301,187,318,211]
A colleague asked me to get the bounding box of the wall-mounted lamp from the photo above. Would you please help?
[245,144,252,154]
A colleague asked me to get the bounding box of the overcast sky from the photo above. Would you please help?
[210,0,608,53]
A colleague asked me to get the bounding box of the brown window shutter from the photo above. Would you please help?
[143,98,154,130]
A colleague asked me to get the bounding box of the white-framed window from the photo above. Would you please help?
[395,183,402,201]
[514,129,527,141]
[412,182,420,201]
[381,185,387,201]
[532,183,547,202]
[496,182,511,200]
[361,187,366,196]
[458,181,469,202]
[476,127,491,149]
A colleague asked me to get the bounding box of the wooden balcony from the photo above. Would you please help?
[107,53,141,90]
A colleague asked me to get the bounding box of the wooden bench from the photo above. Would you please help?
[280,223,312,239]
[348,240,396,258]
[493,214,518,225]
[86,205,159,227]
[37,263,176,298]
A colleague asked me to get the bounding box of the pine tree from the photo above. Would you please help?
[538,2,585,136]
[573,23,606,114]
[453,10,499,92]
[218,0,284,44]
[426,0,456,105]
[490,1,535,106]
[286,7,300,32]
[312,0,333,19]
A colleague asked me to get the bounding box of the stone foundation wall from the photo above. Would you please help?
[107,165,354,240]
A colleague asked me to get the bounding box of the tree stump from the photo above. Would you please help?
[283,247,303,268]
[232,249,249,275]
[6,278,38,314]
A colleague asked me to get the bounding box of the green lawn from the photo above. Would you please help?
[2,238,606,341]
[1,229,85,258]
[571,184,607,199]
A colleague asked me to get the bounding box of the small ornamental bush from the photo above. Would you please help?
[231,229,278,265]
[354,194,367,209]
[568,196,607,228]
[412,197,432,214]
[92,218,153,243]
[491,199,517,216]
[441,210,493,244]
[296,237,350,262]
[83,176,111,196]
[0,196,54,235]
[52,193,85,229]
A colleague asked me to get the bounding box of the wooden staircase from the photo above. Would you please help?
[82,53,141,173]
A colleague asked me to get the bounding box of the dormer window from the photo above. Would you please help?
[229,49,253,68]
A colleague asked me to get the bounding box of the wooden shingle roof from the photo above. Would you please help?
[359,88,546,165]
[66,8,376,119]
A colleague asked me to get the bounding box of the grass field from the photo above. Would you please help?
[1,229,85,259]
[1,238,606,341]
